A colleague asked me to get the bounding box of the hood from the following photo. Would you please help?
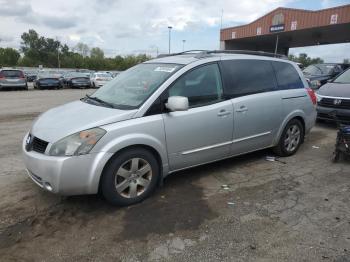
[31,100,138,142]
[303,74,331,82]
[317,82,350,98]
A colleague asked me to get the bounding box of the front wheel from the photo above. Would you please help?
[101,148,160,206]
[273,119,304,157]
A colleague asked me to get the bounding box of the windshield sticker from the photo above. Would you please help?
[154,66,177,73]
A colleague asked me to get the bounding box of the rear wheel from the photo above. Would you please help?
[101,148,160,206]
[273,119,304,157]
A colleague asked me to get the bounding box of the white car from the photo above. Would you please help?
[90,73,113,88]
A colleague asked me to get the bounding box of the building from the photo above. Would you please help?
[220,4,350,55]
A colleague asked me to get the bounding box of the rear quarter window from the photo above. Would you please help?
[272,62,304,90]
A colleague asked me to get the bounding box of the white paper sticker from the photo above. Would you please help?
[154,66,177,73]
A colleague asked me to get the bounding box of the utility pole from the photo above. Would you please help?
[182,40,186,51]
[168,26,172,54]
[274,35,279,55]
[56,37,60,70]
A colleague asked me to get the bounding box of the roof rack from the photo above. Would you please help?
[157,50,287,59]
[157,50,208,58]
[195,50,288,59]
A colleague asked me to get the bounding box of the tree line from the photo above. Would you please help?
[0,29,151,70]
[1,29,348,70]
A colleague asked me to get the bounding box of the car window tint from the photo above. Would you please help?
[219,59,276,98]
[168,63,223,108]
[272,61,304,90]
[2,70,22,78]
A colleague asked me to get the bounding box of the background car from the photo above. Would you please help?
[64,72,91,89]
[316,68,350,124]
[24,70,38,82]
[34,71,63,89]
[0,69,28,90]
[303,63,344,89]
[90,72,113,88]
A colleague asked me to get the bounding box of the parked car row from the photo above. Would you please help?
[303,63,350,89]
[0,67,119,90]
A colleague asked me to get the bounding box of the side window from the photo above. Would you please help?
[272,61,304,90]
[219,59,276,98]
[167,63,223,108]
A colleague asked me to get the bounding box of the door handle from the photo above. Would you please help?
[217,110,231,117]
[235,106,248,113]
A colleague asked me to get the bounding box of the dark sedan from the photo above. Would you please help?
[303,63,345,89]
[64,72,91,89]
[34,72,63,89]
[316,68,350,124]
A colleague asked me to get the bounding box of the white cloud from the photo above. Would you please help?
[0,0,348,61]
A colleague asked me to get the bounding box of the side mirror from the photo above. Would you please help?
[165,96,189,112]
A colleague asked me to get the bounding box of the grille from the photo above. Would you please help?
[318,113,350,123]
[31,137,49,154]
[318,97,350,109]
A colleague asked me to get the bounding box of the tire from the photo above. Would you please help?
[101,148,160,206]
[273,119,304,157]
[332,150,340,163]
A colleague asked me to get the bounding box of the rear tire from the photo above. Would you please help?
[273,119,304,157]
[101,148,160,206]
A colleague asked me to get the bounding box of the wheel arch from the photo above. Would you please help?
[98,144,165,194]
[274,111,306,145]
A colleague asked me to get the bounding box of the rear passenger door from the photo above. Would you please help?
[219,59,281,155]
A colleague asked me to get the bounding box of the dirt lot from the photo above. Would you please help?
[0,88,349,262]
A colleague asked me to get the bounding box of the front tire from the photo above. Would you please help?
[273,119,304,157]
[101,148,160,206]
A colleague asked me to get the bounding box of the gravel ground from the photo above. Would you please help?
[0,88,349,262]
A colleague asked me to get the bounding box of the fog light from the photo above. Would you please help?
[44,182,53,192]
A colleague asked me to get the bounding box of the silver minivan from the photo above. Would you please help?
[0,69,28,90]
[23,51,317,206]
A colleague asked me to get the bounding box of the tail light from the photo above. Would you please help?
[0,72,4,79]
[306,87,317,105]
[96,78,102,81]
[19,72,25,79]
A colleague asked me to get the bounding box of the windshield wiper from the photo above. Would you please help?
[85,95,116,108]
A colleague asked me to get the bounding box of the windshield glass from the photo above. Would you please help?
[90,63,181,109]
[303,64,334,76]
[67,72,88,78]
[333,69,350,83]
[1,70,22,78]
[38,72,62,79]
[95,73,112,78]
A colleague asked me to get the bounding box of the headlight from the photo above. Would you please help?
[49,128,106,156]
[310,80,321,89]
[315,93,322,102]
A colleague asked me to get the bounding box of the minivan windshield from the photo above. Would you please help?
[333,69,350,83]
[89,63,181,109]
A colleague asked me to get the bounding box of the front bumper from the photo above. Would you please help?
[317,105,350,123]
[22,134,113,195]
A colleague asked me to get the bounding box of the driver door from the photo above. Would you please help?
[162,63,234,171]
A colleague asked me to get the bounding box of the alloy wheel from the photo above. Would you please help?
[284,124,301,152]
[114,158,152,198]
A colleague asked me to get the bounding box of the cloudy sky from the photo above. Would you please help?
[0,0,349,61]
